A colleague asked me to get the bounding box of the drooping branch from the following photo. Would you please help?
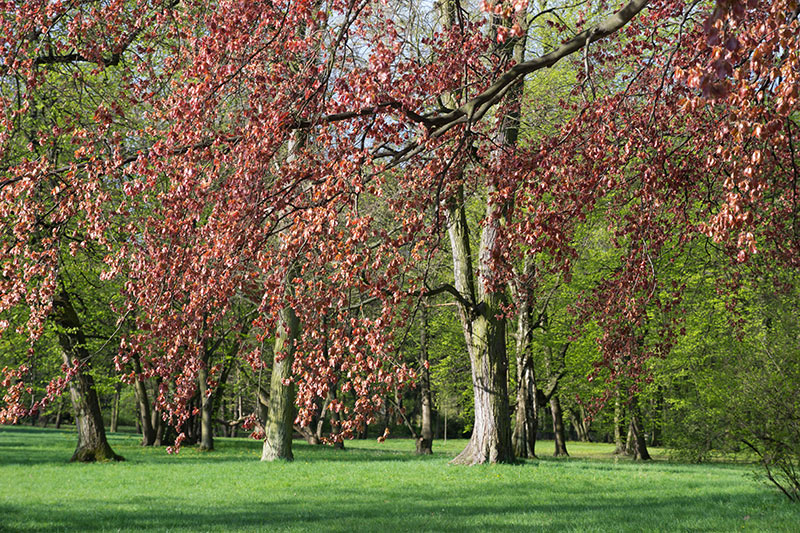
[426,0,650,136]
[293,0,650,144]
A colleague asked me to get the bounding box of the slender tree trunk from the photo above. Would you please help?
[54,397,64,429]
[197,359,214,451]
[30,399,38,426]
[570,405,591,442]
[416,305,434,455]
[313,393,331,444]
[132,353,156,446]
[153,413,165,446]
[261,302,299,461]
[110,382,121,433]
[550,393,569,457]
[511,260,538,459]
[614,393,625,454]
[513,357,538,458]
[627,397,651,460]
[330,388,345,450]
[53,290,123,462]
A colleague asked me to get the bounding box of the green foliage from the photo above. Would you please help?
[659,260,800,500]
[427,306,473,435]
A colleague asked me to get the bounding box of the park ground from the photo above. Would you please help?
[1,426,799,532]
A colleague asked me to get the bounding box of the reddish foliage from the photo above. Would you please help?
[1,0,797,441]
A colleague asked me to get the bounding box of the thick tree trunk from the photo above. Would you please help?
[53,290,123,462]
[261,303,298,461]
[447,192,513,465]
[132,353,156,446]
[550,394,569,457]
[450,312,512,465]
[416,305,433,455]
[441,0,525,466]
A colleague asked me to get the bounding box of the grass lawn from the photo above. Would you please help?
[1,426,798,532]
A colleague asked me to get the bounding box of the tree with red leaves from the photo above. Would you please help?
[1,0,798,465]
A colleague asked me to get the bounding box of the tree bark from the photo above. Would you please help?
[440,0,528,466]
[513,357,538,458]
[511,260,539,459]
[416,305,434,455]
[570,405,591,442]
[197,359,214,451]
[261,125,305,461]
[446,191,513,465]
[54,397,64,429]
[261,303,299,461]
[614,393,625,454]
[550,393,569,457]
[627,397,651,460]
[110,381,121,433]
[53,290,123,462]
[132,352,156,446]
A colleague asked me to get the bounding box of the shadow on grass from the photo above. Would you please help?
[0,483,775,532]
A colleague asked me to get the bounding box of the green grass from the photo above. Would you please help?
[1,426,798,532]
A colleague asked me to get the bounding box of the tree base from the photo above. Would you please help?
[415,437,433,455]
[70,444,124,463]
[261,440,293,462]
[451,435,514,465]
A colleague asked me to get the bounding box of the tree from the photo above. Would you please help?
[3,0,797,469]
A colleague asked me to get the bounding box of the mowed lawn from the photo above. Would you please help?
[1,426,798,532]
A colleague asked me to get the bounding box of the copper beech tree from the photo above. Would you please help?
[1,0,798,464]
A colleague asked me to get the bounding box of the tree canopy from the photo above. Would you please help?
[1,0,798,474]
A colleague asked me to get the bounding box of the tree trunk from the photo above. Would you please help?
[627,398,651,461]
[570,405,591,442]
[132,353,156,446]
[445,3,525,465]
[110,382,121,433]
[513,358,538,458]
[54,397,64,429]
[197,361,214,452]
[261,303,299,461]
[261,127,305,462]
[614,393,625,455]
[416,305,433,455]
[53,290,123,462]
[329,388,345,450]
[550,393,569,457]
[511,260,538,459]
[446,190,513,465]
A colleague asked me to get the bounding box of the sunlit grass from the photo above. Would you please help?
[1,426,797,532]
